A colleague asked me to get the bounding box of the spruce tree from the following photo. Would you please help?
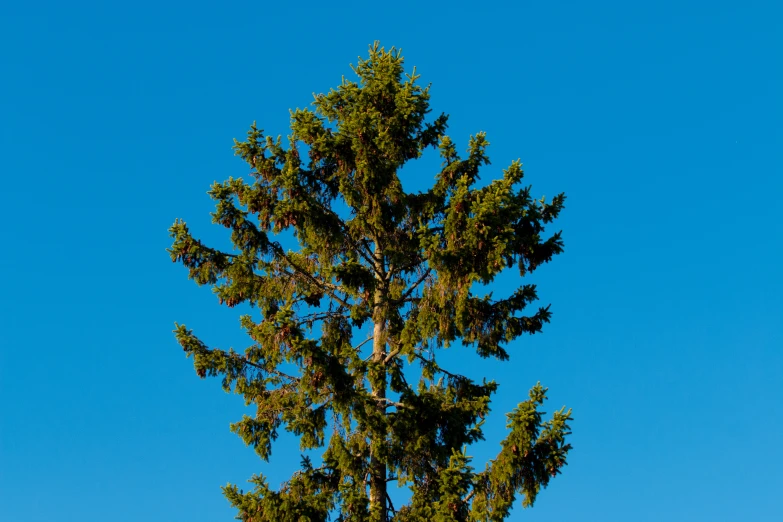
[169,42,572,522]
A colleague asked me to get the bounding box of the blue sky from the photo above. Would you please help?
[1,1,781,520]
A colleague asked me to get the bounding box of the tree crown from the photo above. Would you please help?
[169,42,571,522]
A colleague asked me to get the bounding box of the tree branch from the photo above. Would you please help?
[371,396,409,410]
[270,242,352,308]
[224,349,300,383]
[463,488,477,505]
[410,351,462,380]
[385,491,397,515]
[353,335,375,351]
[304,193,384,280]
[397,267,432,303]
[382,348,400,365]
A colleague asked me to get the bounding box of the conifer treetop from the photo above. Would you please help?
[169,42,572,522]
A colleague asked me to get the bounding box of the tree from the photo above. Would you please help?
[168,42,572,522]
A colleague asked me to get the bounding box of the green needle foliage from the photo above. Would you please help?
[169,42,572,522]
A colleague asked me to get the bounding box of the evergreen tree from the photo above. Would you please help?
[169,42,572,522]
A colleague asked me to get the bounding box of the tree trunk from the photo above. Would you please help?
[369,246,388,522]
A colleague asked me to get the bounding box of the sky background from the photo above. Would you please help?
[1,1,781,520]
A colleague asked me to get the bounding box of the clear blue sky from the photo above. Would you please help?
[1,1,781,520]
